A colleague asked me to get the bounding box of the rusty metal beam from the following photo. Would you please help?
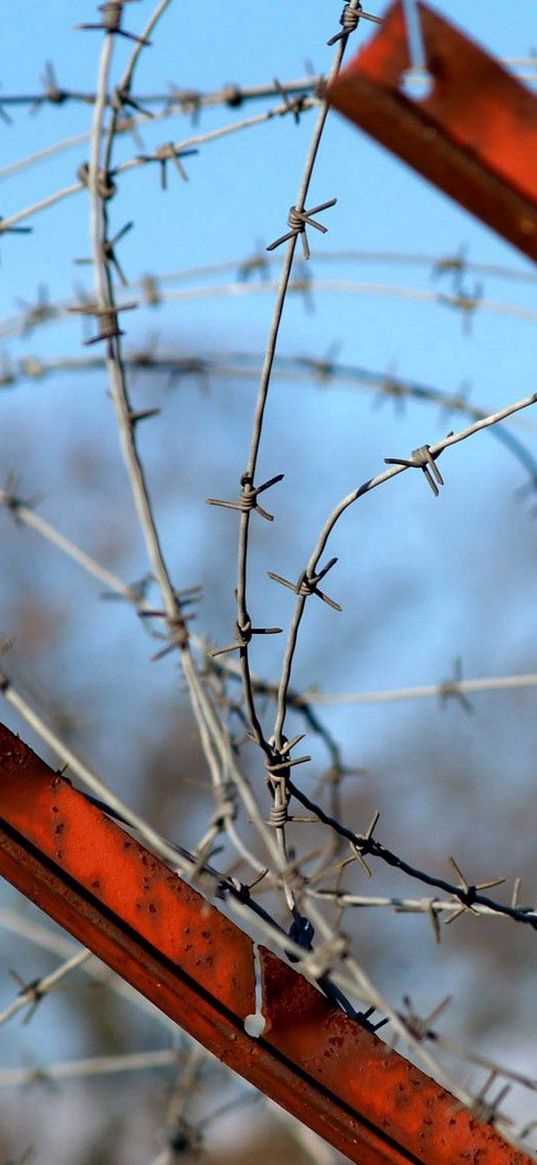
[327,2,537,262]
[0,723,531,1165]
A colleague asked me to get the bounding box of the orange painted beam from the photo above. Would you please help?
[327,2,537,261]
[0,723,531,1165]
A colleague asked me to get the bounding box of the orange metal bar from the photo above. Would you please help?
[327,2,537,262]
[0,723,531,1165]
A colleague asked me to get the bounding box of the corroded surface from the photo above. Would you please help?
[0,724,531,1165]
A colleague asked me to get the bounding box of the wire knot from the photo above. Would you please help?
[287,207,305,232]
[296,571,319,599]
[269,801,288,828]
[327,1,382,44]
[222,83,243,107]
[77,162,117,201]
[238,479,258,513]
[341,3,361,31]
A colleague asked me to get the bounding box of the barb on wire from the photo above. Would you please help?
[438,284,484,335]
[75,220,134,286]
[135,142,198,186]
[465,1071,513,1129]
[273,78,307,124]
[0,216,32,261]
[210,619,282,659]
[398,994,452,1043]
[14,285,57,334]
[29,62,68,112]
[268,558,343,612]
[438,657,474,713]
[0,950,91,1028]
[237,247,271,282]
[264,732,311,779]
[67,300,137,344]
[76,0,152,46]
[445,857,506,924]
[207,472,284,522]
[384,442,446,496]
[267,198,337,261]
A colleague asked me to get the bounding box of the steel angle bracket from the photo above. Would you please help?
[0,723,531,1165]
[326,2,537,262]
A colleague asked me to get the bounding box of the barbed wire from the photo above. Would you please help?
[0,1049,183,1088]
[0,75,321,183]
[4,348,537,484]
[0,949,91,1027]
[3,272,537,344]
[297,670,537,705]
[0,906,178,1027]
[148,277,537,322]
[3,0,537,1152]
[0,93,318,237]
[1,228,536,362]
[1,50,535,121]
[261,381,537,769]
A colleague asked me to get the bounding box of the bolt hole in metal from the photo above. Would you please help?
[400,0,434,100]
[399,66,434,100]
